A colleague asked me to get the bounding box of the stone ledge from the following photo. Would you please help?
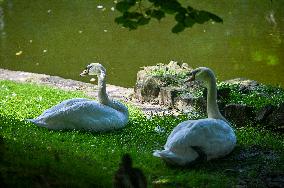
[0,68,169,114]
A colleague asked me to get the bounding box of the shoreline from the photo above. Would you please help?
[0,68,169,114]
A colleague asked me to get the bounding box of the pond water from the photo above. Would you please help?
[0,0,283,88]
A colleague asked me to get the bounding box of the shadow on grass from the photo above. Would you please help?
[0,114,114,187]
[1,113,283,187]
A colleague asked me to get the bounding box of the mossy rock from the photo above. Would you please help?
[135,61,193,102]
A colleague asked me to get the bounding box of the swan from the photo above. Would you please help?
[153,67,236,166]
[27,63,129,131]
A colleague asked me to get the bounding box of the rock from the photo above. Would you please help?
[257,103,284,132]
[262,171,284,188]
[135,76,161,102]
[134,61,192,102]
[224,104,255,127]
[158,84,206,113]
[217,87,231,101]
[134,63,284,130]
[255,104,275,122]
[267,103,284,132]
[202,87,231,113]
[158,86,181,107]
[174,93,206,113]
[223,78,260,94]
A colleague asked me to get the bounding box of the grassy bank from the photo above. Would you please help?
[0,80,283,187]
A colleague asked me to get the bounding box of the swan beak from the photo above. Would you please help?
[80,69,88,77]
[186,74,195,82]
[186,69,199,82]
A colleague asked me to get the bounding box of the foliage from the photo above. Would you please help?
[146,64,189,86]
[0,80,283,187]
[115,0,223,33]
[217,82,284,110]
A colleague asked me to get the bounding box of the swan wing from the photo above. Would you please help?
[166,120,196,143]
[165,119,236,159]
[29,100,128,131]
[38,98,92,117]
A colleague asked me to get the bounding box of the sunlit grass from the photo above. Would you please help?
[0,80,283,187]
[218,82,284,110]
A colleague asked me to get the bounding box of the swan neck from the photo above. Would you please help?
[206,76,223,120]
[96,71,128,117]
[97,71,109,105]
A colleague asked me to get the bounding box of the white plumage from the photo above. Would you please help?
[153,67,236,166]
[27,63,129,131]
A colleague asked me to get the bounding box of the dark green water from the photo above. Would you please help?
[0,0,283,87]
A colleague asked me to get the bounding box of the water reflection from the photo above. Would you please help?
[0,7,4,31]
[266,10,282,46]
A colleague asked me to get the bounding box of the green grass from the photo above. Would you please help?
[0,80,283,187]
[218,82,284,110]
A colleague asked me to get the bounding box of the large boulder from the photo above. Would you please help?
[256,103,284,132]
[223,104,255,127]
[134,61,209,113]
[134,62,284,133]
[159,86,206,113]
[134,61,193,103]
[135,76,161,102]
[222,78,260,94]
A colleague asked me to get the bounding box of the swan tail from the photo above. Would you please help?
[26,118,48,128]
[153,146,207,166]
[153,150,186,166]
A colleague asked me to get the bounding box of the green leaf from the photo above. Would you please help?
[126,0,136,6]
[188,11,209,24]
[125,12,143,19]
[151,10,165,21]
[184,16,195,27]
[160,0,181,14]
[138,17,151,25]
[208,12,223,23]
[116,1,131,13]
[145,9,152,16]
[123,20,138,30]
[172,23,185,33]
[187,5,194,12]
[175,13,185,22]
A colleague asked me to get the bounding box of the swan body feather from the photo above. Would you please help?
[153,118,236,165]
[28,98,128,131]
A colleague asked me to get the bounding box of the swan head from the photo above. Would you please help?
[187,67,216,85]
[80,63,106,80]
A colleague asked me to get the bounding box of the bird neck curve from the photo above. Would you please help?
[96,70,128,117]
[97,70,110,105]
[206,74,227,122]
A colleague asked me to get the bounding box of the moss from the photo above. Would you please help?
[217,82,284,110]
[143,62,190,86]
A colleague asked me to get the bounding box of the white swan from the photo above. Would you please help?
[27,63,129,131]
[153,67,236,166]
